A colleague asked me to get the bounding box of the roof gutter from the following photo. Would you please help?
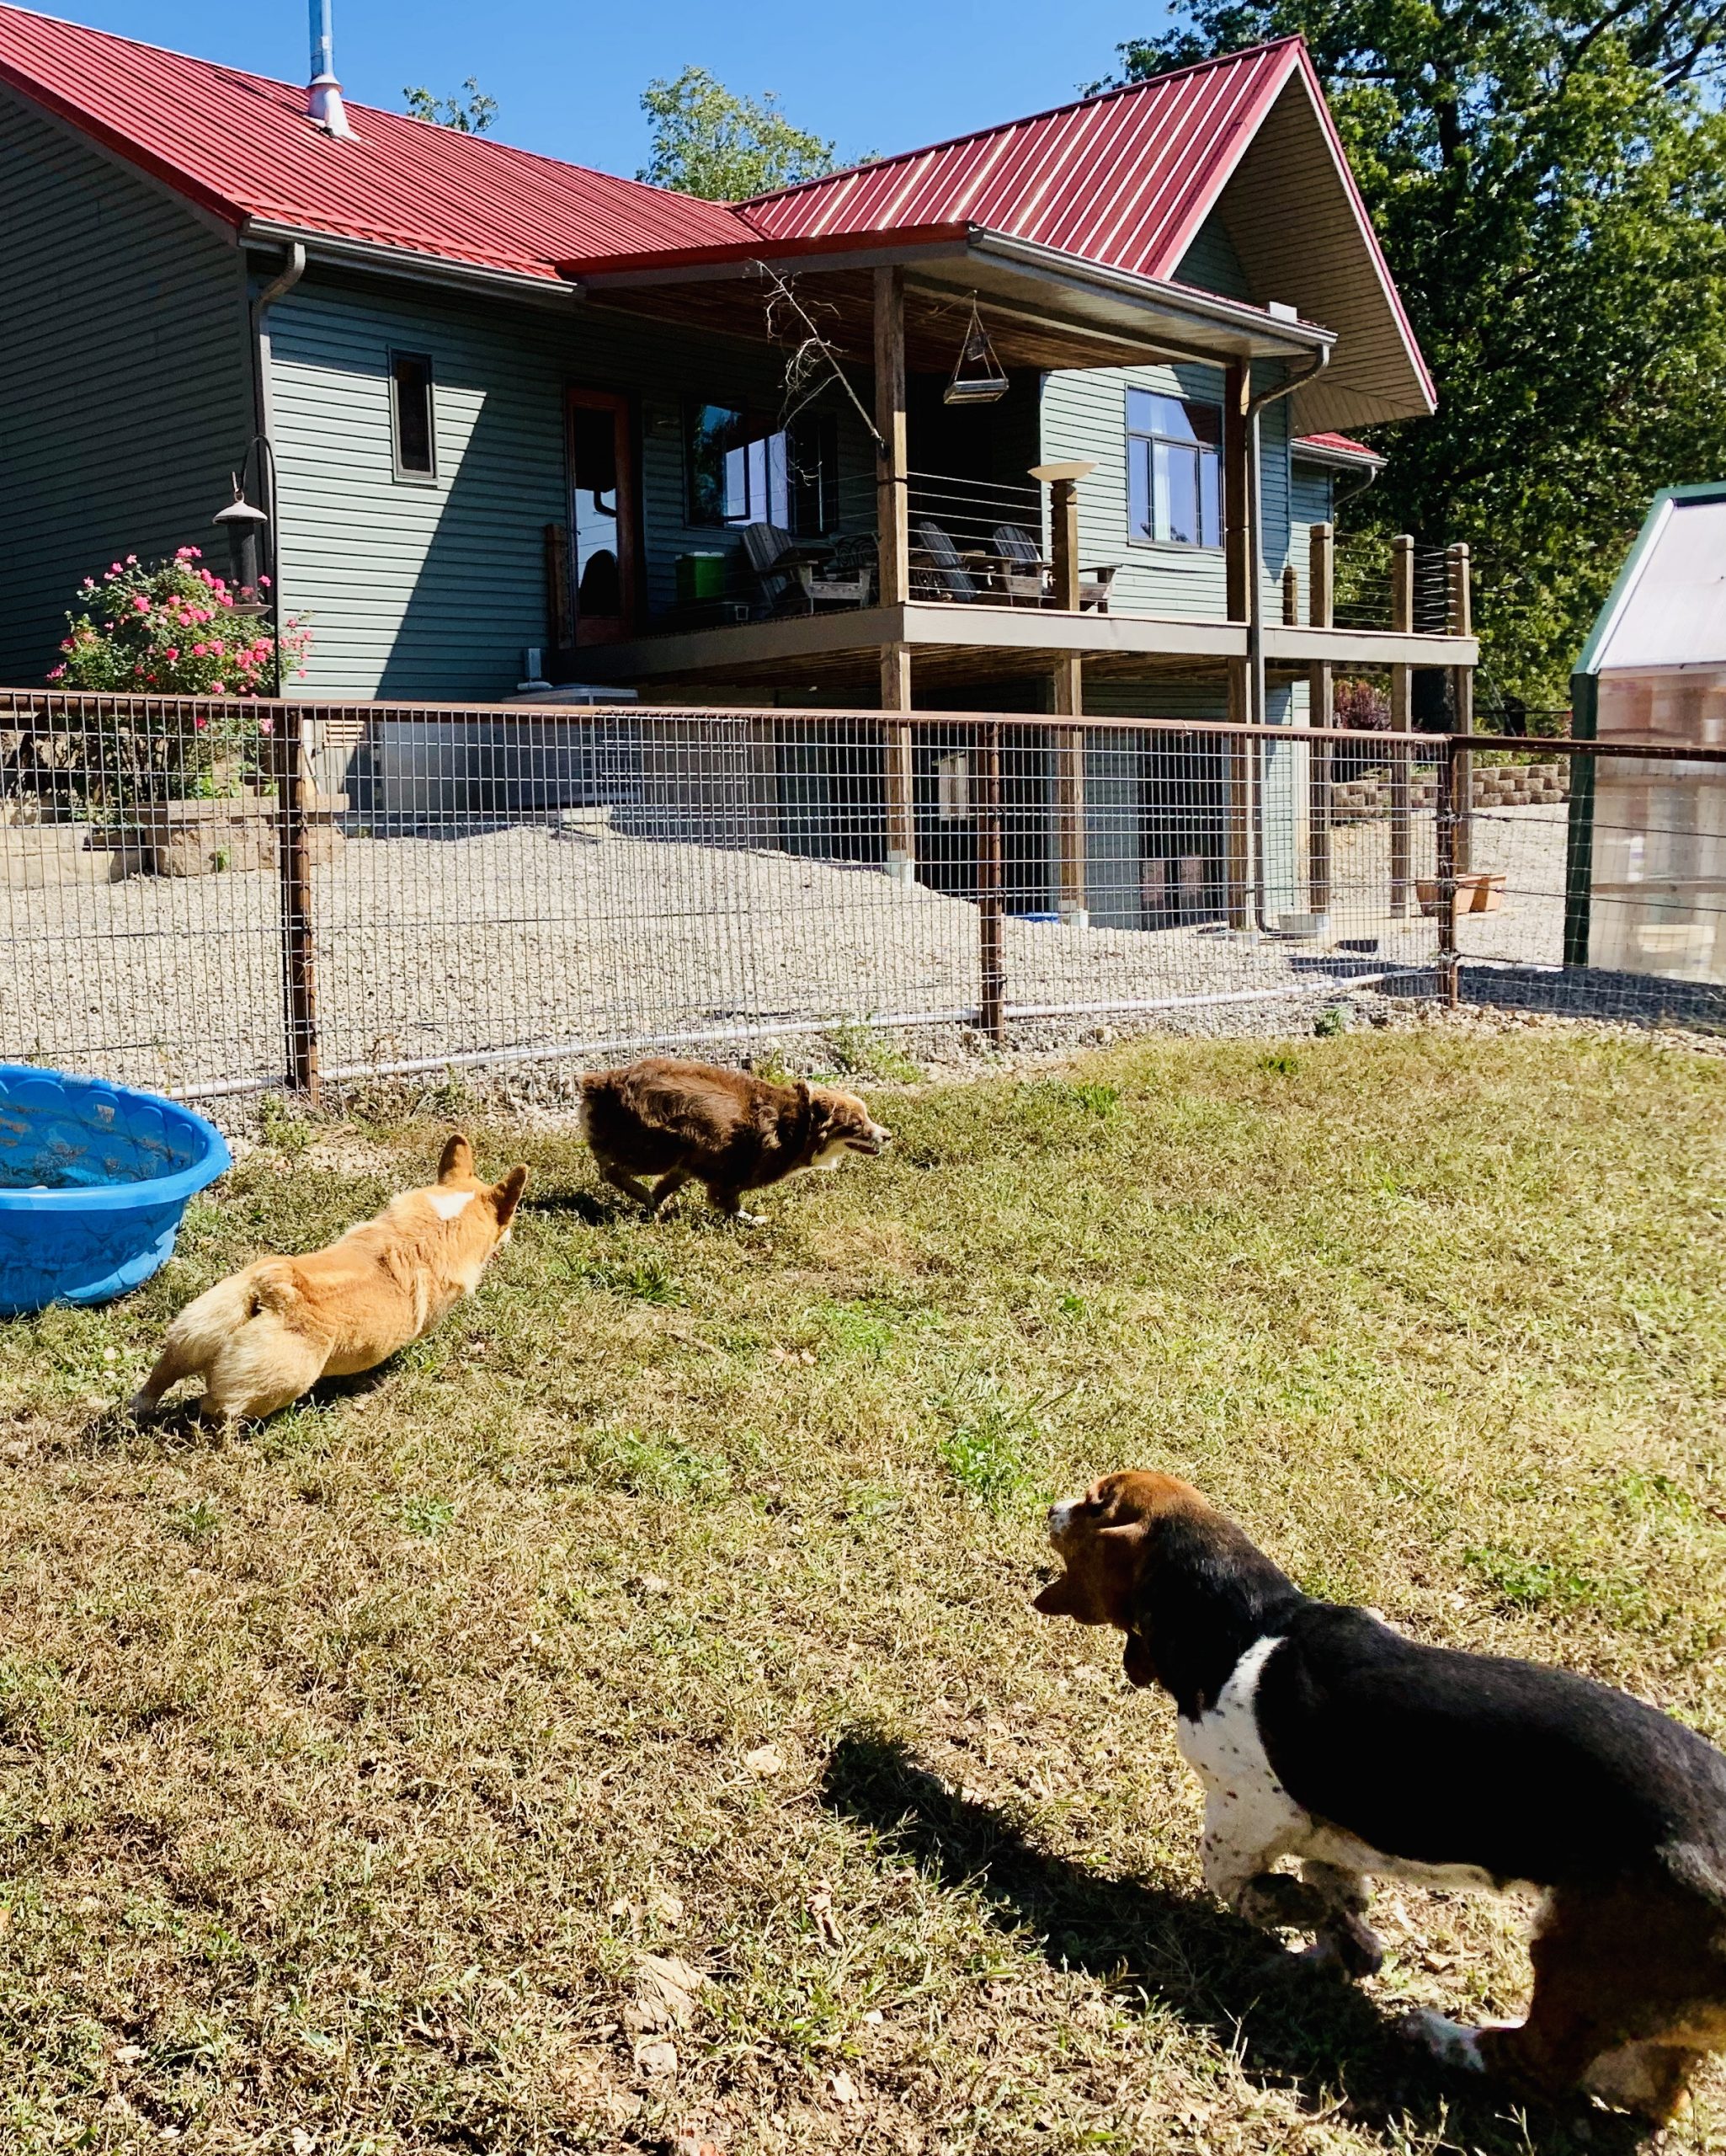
[242,219,586,304]
[967,231,1334,358]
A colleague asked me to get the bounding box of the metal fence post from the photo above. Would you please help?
[978,722,1006,1044]
[1564,677,1597,969]
[1436,731,1460,1007]
[277,698,322,1100]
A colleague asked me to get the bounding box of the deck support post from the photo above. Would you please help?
[1222,365,1254,929]
[1052,655,1086,926]
[1308,520,1334,916]
[1389,533,1414,919]
[875,265,914,886]
[1447,541,1473,873]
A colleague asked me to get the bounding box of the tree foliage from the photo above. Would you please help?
[402,78,498,133]
[1111,3,1726,703]
[638,66,835,201]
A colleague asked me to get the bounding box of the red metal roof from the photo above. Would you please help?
[743,42,1301,283]
[0,3,751,280]
[1294,431,1382,462]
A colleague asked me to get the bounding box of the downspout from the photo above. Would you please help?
[249,243,306,691]
[1244,345,1330,929]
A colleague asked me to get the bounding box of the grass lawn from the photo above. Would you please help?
[3,1028,1726,2155]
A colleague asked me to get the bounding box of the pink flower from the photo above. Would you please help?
[192,643,208,658]
[125,553,137,565]
[163,648,178,662]
[210,680,225,694]
[210,640,224,657]
[194,715,209,731]
[58,638,72,652]
[109,562,122,574]
[132,595,149,611]
[258,716,274,736]
[258,576,271,589]
[46,664,66,681]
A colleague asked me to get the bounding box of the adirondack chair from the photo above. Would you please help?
[740,523,871,614]
[913,519,984,602]
[990,523,1050,606]
[992,522,1121,612]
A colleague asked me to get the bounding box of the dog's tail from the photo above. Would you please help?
[131,1262,300,1414]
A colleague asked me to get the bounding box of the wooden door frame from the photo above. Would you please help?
[564,386,640,644]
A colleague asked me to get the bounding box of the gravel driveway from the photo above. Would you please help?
[0,807,1574,1095]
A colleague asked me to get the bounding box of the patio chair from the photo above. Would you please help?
[740,523,870,615]
[990,523,1051,606]
[992,522,1121,612]
[913,519,984,603]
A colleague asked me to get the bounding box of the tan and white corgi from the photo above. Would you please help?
[131,1134,528,1423]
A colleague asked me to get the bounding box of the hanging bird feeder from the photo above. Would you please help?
[943,296,1009,406]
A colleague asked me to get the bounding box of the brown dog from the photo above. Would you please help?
[1035,1470,1726,2123]
[577,1057,890,1223]
[132,1135,527,1422]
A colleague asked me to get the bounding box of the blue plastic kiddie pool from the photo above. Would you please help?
[0,1065,230,1315]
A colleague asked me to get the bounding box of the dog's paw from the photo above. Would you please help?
[1399,2009,1487,2072]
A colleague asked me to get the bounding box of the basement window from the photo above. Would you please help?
[1127,388,1221,548]
[390,351,436,482]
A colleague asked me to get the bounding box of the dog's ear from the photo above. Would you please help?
[1031,1571,1089,1619]
[489,1164,529,1227]
[439,1134,476,1184]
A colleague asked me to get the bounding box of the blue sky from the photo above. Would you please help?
[45,3,1169,180]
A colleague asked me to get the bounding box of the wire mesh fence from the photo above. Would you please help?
[0,691,1721,1102]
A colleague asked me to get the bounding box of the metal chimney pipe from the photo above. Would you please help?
[307,0,354,137]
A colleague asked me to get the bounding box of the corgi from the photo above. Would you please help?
[577,1057,890,1224]
[131,1134,527,1422]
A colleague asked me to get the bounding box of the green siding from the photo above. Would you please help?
[267,273,876,700]
[1174,210,1253,302]
[0,93,253,686]
[1037,360,1293,622]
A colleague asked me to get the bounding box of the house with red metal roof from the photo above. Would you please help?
[0,4,1465,922]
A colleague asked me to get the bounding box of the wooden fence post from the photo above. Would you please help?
[1447,540,1473,873]
[978,723,1006,1044]
[1436,731,1460,1007]
[277,700,321,1101]
[1389,535,1414,918]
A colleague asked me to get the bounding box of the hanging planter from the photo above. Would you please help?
[943,296,1009,406]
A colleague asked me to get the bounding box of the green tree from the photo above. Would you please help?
[1109,4,1726,705]
[638,65,835,200]
[402,78,498,133]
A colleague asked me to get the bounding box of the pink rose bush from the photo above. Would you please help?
[48,551,312,800]
[51,551,310,701]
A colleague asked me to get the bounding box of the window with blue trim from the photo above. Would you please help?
[1127,389,1221,547]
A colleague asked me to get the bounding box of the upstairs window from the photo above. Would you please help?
[1127,388,1221,547]
[686,403,838,534]
[390,351,436,481]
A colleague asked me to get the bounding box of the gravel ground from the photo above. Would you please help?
[0,802,1652,1102]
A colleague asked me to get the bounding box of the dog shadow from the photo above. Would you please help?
[823,1732,1645,2154]
[522,1189,613,1226]
[72,1361,402,1453]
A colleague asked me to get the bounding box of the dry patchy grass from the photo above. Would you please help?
[2,1031,1725,2154]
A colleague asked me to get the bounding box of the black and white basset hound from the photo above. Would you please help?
[1035,1470,1726,2124]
